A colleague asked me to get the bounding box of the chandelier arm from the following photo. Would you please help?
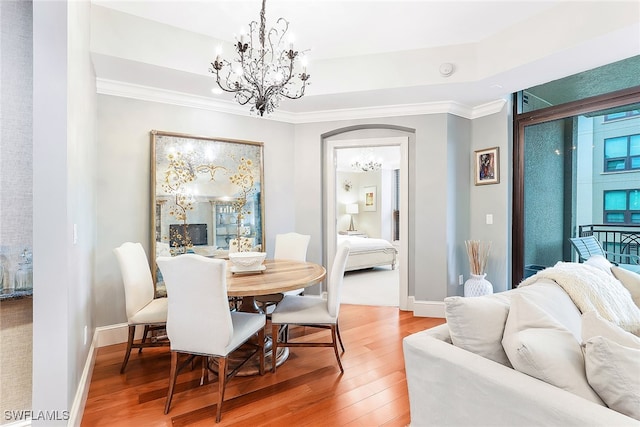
[213,70,252,97]
[237,49,268,94]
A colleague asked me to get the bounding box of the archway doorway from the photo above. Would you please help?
[323,132,409,310]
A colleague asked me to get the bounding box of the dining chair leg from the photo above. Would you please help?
[331,325,344,373]
[200,356,208,386]
[164,351,179,414]
[216,356,227,423]
[258,328,265,375]
[120,325,136,374]
[336,321,345,353]
[138,325,150,353]
[271,323,280,373]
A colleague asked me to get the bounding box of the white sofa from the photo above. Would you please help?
[404,261,640,427]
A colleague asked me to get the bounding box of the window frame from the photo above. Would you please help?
[604,134,640,172]
[604,110,640,121]
[603,189,640,224]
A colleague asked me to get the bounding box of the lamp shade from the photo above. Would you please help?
[346,203,359,214]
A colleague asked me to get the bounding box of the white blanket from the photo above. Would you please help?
[520,262,640,335]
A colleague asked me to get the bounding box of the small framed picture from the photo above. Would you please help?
[363,186,377,211]
[474,147,500,185]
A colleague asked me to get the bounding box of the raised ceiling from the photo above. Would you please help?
[91,0,640,122]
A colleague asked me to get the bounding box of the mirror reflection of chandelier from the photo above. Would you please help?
[351,149,382,172]
[209,0,310,117]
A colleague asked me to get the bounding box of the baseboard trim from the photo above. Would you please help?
[95,323,145,348]
[68,324,144,426]
[68,332,98,427]
[411,299,445,318]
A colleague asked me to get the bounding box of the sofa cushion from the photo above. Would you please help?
[444,280,581,368]
[611,266,640,309]
[584,336,640,420]
[514,279,583,341]
[444,294,512,367]
[502,295,604,405]
[582,310,640,347]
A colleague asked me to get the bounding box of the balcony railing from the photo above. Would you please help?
[577,224,640,264]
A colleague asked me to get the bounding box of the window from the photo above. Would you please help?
[604,189,640,224]
[604,110,640,121]
[604,134,640,172]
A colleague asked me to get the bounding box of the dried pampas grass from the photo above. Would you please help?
[465,240,491,275]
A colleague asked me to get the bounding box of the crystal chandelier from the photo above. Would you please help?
[209,0,310,117]
[351,160,382,172]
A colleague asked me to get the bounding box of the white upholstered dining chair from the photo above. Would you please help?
[255,232,311,311]
[113,242,169,374]
[156,254,265,423]
[275,232,312,296]
[270,242,350,373]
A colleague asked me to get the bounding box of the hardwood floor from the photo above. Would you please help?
[81,305,445,426]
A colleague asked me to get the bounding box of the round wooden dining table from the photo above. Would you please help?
[226,258,326,313]
[224,258,326,374]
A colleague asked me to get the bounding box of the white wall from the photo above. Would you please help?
[94,96,512,325]
[470,104,511,293]
[335,170,361,231]
[447,114,472,297]
[356,170,382,238]
[33,0,97,423]
[95,95,296,326]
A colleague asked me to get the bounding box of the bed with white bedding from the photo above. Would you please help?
[337,234,397,271]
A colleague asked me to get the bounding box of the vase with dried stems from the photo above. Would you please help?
[464,240,493,297]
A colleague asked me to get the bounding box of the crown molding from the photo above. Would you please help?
[96,78,506,124]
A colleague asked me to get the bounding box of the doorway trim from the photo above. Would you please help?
[323,135,409,310]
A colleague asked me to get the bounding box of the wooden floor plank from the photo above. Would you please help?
[81,305,444,426]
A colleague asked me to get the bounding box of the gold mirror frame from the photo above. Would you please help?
[150,130,265,294]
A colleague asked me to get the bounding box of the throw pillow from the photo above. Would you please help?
[582,310,640,348]
[584,336,640,420]
[584,255,614,276]
[502,295,604,405]
[444,295,512,367]
[611,266,640,309]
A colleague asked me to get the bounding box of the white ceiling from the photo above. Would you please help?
[93,0,559,60]
[91,0,640,119]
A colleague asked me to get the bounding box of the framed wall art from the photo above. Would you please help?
[474,147,500,185]
[363,186,377,211]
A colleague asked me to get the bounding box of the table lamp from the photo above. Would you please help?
[346,203,359,231]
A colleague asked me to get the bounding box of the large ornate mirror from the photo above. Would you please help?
[151,130,265,293]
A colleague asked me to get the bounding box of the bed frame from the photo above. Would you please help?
[344,247,397,271]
